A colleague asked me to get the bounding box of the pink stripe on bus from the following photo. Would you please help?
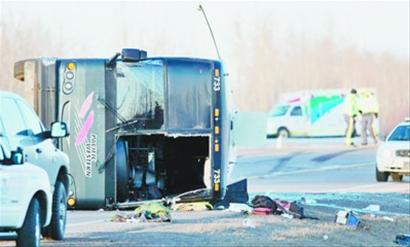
[78,92,94,119]
[75,110,95,146]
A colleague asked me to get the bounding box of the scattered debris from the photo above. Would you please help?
[111,202,171,223]
[110,213,136,223]
[242,219,256,228]
[274,199,304,219]
[323,234,329,240]
[395,234,410,246]
[281,213,294,219]
[135,202,171,222]
[227,203,253,213]
[382,216,395,222]
[98,208,104,212]
[335,211,360,229]
[251,195,276,210]
[172,202,213,211]
[253,207,273,215]
[250,195,305,219]
[362,204,381,212]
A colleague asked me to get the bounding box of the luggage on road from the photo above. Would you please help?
[251,195,277,211]
[335,210,360,229]
[250,195,305,219]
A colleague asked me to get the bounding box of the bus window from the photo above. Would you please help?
[166,60,212,130]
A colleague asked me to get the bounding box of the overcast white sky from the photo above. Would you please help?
[0,1,409,60]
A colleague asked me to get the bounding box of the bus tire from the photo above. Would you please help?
[116,139,129,202]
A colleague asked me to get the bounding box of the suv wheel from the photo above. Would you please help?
[17,198,41,247]
[391,173,403,182]
[376,167,389,182]
[44,181,67,240]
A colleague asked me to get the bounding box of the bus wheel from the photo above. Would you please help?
[116,139,129,202]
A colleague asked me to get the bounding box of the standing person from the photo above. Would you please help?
[358,91,379,145]
[344,89,359,146]
[369,92,380,141]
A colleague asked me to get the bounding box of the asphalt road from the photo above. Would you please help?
[232,138,410,193]
[1,137,409,247]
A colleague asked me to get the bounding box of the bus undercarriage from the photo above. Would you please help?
[114,134,212,205]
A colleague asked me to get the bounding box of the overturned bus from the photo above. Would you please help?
[14,49,235,209]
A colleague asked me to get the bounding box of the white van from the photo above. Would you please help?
[266,89,380,138]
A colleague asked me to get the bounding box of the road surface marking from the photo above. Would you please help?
[247,162,373,180]
[323,182,410,193]
[304,202,410,216]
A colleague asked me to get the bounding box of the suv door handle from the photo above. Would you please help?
[35,148,42,154]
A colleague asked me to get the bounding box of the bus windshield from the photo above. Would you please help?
[116,59,165,128]
[115,58,213,131]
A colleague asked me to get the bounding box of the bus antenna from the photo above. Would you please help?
[198,4,222,60]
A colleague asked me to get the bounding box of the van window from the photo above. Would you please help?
[290,106,303,116]
[272,105,290,117]
[0,98,28,137]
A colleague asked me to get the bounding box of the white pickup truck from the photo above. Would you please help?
[0,145,52,247]
[0,91,70,240]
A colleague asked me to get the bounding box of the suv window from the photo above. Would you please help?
[0,98,28,137]
[290,106,303,116]
[16,100,43,135]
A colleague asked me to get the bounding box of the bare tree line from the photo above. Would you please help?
[0,3,409,134]
[230,22,409,133]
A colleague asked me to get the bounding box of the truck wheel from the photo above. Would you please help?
[116,139,129,202]
[17,198,41,247]
[391,173,403,182]
[278,128,290,138]
[376,167,389,182]
[44,181,67,240]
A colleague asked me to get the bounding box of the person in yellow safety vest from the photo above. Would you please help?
[343,89,359,146]
[358,91,379,145]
